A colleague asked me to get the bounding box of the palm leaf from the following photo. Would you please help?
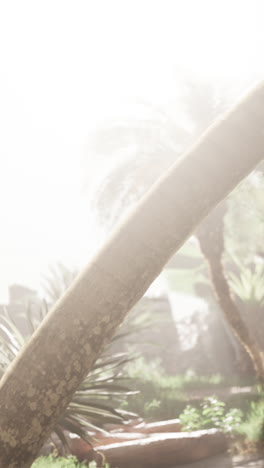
[0,302,138,451]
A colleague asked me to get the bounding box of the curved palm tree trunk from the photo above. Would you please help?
[196,204,264,382]
[0,83,264,467]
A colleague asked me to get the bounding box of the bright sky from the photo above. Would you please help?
[0,0,263,302]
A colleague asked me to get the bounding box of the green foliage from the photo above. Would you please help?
[0,306,137,450]
[236,399,264,442]
[229,263,264,306]
[179,397,243,433]
[32,455,110,467]
[179,405,202,431]
[124,358,225,390]
[120,358,228,421]
[180,391,264,445]
[120,359,184,420]
[31,455,88,467]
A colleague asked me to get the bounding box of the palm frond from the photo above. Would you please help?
[0,302,138,450]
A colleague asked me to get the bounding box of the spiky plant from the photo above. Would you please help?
[229,262,264,306]
[0,305,137,452]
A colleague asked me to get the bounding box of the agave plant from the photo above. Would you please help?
[0,304,138,452]
[229,262,264,306]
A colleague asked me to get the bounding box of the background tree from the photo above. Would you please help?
[89,79,228,228]
[196,203,264,380]
[90,78,264,380]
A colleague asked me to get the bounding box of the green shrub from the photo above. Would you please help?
[179,405,202,431]
[236,399,264,442]
[179,397,243,433]
[32,455,88,467]
[120,358,186,420]
[120,358,239,421]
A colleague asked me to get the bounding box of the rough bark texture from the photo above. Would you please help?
[196,203,264,382]
[0,82,264,467]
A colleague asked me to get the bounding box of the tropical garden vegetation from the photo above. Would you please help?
[1,80,264,467]
[90,79,264,382]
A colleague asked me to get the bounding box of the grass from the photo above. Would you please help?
[120,358,259,421]
[32,455,110,467]
[120,358,231,420]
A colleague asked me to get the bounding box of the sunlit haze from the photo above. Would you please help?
[0,0,263,302]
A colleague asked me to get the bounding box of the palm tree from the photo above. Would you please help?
[0,303,136,453]
[0,262,149,452]
[0,81,263,467]
[90,79,227,229]
[89,108,188,229]
[91,79,264,381]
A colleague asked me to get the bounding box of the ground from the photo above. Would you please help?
[176,454,264,468]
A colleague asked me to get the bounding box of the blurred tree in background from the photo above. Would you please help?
[89,78,264,381]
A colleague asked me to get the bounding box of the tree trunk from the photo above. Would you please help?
[196,204,264,382]
[0,82,264,467]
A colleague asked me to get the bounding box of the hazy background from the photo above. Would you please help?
[0,0,263,302]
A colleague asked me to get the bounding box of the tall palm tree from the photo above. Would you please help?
[91,79,263,379]
[0,269,138,453]
[0,81,263,467]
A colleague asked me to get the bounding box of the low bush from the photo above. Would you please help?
[179,396,243,433]
[179,395,264,449]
